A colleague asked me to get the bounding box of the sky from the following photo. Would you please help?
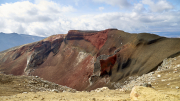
[0,0,180,37]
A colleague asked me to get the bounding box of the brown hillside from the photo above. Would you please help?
[0,29,180,91]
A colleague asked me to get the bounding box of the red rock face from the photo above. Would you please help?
[67,29,109,50]
[84,30,108,50]
[1,29,180,91]
[100,54,116,76]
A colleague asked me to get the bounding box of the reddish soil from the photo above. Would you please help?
[84,30,108,50]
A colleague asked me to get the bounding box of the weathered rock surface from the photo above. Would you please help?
[0,29,180,91]
[130,86,179,101]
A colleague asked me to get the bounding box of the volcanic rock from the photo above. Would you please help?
[1,29,180,91]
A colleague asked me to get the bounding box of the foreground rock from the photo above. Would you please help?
[130,86,179,101]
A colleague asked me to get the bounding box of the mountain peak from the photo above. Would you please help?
[0,29,180,91]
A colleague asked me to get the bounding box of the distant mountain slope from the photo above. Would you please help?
[0,32,45,52]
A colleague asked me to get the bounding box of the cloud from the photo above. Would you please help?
[133,3,146,13]
[99,7,104,11]
[142,0,173,12]
[0,0,179,37]
[0,0,75,36]
[93,0,132,9]
[66,10,180,34]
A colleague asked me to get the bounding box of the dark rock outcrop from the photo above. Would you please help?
[0,29,180,91]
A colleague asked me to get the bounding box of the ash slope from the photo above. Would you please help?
[0,29,180,91]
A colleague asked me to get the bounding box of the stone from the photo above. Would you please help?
[51,89,59,93]
[92,98,96,101]
[173,71,177,73]
[157,75,161,77]
[119,89,126,92]
[130,86,179,101]
[94,87,109,92]
[176,86,179,89]
[142,83,152,87]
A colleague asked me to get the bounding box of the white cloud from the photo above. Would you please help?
[99,7,104,11]
[142,0,173,12]
[93,0,132,9]
[66,11,180,33]
[0,0,179,37]
[0,0,75,36]
[133,3,146,13]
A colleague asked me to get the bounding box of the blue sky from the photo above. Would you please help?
[0,0,180,37]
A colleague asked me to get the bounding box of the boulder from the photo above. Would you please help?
[130,86,179,101]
